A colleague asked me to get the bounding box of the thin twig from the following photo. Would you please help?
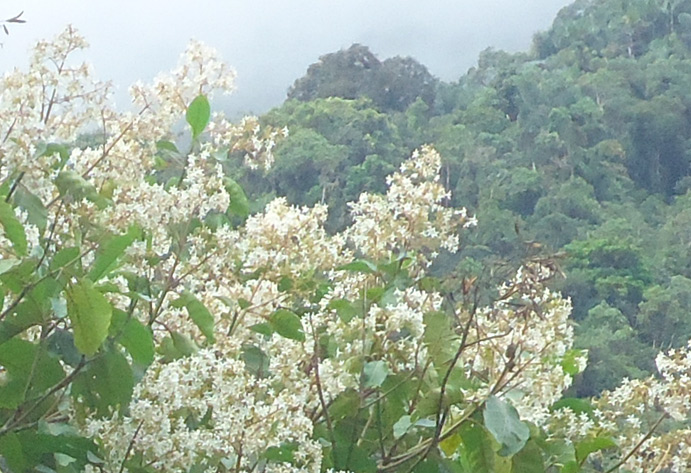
[603,413,668,473]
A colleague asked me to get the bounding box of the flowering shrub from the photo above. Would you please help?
[0,26,690,473]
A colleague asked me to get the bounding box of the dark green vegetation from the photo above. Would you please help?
[229,0,691,396]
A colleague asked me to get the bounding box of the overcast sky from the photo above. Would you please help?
[0,1,573,117]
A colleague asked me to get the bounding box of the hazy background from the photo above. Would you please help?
[0,1,573,117]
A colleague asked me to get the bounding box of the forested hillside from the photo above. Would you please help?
[227,0,691,396]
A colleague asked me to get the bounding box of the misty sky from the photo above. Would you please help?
[0,1,574,117]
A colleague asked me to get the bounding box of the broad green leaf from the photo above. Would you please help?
[363,360,389,387]
[551,398,594,417]
[39,142,70,167]
[269,309,305,341]
[393,415,412,439]
[12,431,98,472]
[186,94,211,139]
[55,170,100,203]
[561,349,587,376]
[0,258,35,293]
[110,309,155,366]
[171,291,215,343]
[458,420,495,473]
[241,344,270,378]
[423,311,457,366]
[337,259,377,274]
[0,301,44,345]
[46,329,82,367]
[278,276,293,292]
[332,438,377,473]
[87,226,140,281]
[561,461,580,473]
[0,258,20,275]
[156,140,179,153]
[575,435,617,464]
[512,440,545,473]
[483,395,530,456]
[66,279,113,356]
[0,338,65,408]
[159,331,198,362]
[0,200,27,256]
[440,433,463,456]
[224,177,250,218]
[0,432,26,472]
[50,247,82,277]
[539,438,577,469]
[249,322,273,337]
[265,442,298,464]
[14,186,48,232]
[327,298,360,323]
[418,276,441,292]
[328,389,359,421]
[71,348,133,417]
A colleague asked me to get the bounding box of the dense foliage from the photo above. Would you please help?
[287,44,438,113]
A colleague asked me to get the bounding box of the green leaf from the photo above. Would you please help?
[439,433,462,456]
[50,247,82,275]
[159,331,198,362]
[423,311,457,366]
[575,436,617,464]
[269,309,305,341]
[110,309,155,366]
[327,298,360,323]
[457,420,495,473]
[0,258,20,275]
[0,432,26,472]
[539,437,577,469]
[87,226,140,281]
[483,395,530,456]
[551,398,594,417]
[13,431,98,471]
[0,300,44,345]
[46,329,83,367]
[278,276,293,292]
[241,344,270,378]
[363,360,389,387]
[329,389,359,421]
[249,323,273,337]
[39,142,70,166]
[71,348,133,417]
[337,259,377,274]
[512,440,545,473]
[171,291,215,343]
[393,415,412,439]
[561,349,587,376]
[14,186,48,232]
[0,200,27,256]
[66,279,113,356]
[561,461,580,473]
[55,170,100,203]
[156,140,179,153]
[186,94,211,139]
[265,442,298,464]
[0,338,65,408]
[224,177,250,218]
